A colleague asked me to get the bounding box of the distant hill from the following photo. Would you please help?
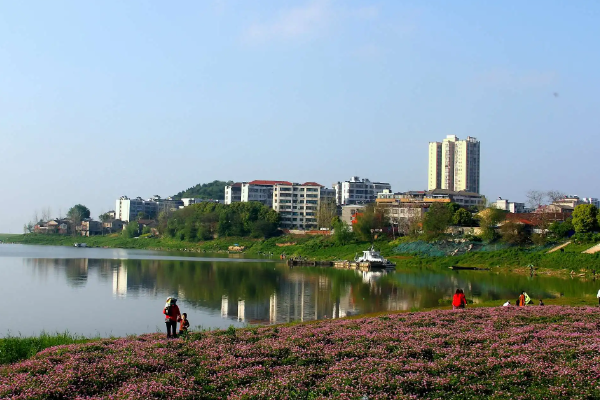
[172,180,232,200]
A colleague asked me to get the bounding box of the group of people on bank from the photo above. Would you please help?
[162,297,190,338]
[452,289,546,309]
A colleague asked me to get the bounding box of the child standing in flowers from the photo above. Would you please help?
[452,289,467,309]
[163,297,181,338]
[179,313,190,335]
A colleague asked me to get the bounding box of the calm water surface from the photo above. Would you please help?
[0,244,596,337]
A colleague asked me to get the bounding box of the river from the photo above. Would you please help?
[0,244,597,337]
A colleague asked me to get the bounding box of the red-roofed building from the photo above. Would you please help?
[301,182,323,187]
[249,180,293,186]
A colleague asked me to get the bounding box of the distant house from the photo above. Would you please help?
[35,219,70,234]
[102,219,124,234]
[77,219,102,237]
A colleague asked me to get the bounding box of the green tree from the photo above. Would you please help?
[572,204,598,233]
[422,203,452,240]
[98,212,112,222]
[353,205,389,242]
[123,221,139,238]
[316,199,337,229]
[549,219,574,238]
[332,220,354,245]
[142,226,152,235]
[446,202,461,215]
[67,204,91,236]
[173,180,232,200]
[452,208,475,227]
[499,221,530,245]
[67,204,91,221]
[476,207,506,242]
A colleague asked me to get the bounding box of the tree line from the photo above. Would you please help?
[158,201,280,241]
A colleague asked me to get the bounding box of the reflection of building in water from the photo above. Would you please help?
[333,283,358,318]
[221,295,228,317]
[221,295,269,324]
[112,263,128,297]
[238,299,245,322]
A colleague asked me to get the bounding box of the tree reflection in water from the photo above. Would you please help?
[23,256,600,327]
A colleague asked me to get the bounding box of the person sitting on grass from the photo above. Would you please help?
[503,300,511,307]
[539,299,545,306]
[518,292,526,307]
[179,313,190,335]
[452,289,467,310]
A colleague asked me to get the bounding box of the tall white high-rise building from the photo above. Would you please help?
[428,135,480,193]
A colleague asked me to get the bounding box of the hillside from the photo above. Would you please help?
[172,180,232,200]
[2,307,599,399]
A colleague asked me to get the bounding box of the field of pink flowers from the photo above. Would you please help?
[2,306,600,399]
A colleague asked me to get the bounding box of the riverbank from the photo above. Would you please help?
[2,306,599,399]
[5,233,600,275]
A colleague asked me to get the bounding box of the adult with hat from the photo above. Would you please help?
[163,297,181,338]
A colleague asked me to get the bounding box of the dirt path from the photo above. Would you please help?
[547,241,571,253]
[582,243,600,254]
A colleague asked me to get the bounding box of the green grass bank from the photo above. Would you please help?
[4,233,600,274]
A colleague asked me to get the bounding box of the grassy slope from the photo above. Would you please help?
[2,307,600,399]
[6,233,600,273]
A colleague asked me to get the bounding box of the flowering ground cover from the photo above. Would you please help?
[1,306,600,399]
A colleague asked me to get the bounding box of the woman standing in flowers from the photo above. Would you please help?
[163,297,181,338]
[452,289,467,309]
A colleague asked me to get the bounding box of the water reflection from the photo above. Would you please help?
[8,249,599,336]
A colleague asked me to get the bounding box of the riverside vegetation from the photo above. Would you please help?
[2,307,600,399]
[7,200,600,274]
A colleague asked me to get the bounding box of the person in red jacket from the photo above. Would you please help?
[452,289,467,309]
[163,297,181,338]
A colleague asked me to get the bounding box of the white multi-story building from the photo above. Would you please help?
[115,196,184,222]
[272,182,335,230]
[333,177,391,205]
[428,135,480,193]
[224,180,290,206]
[494,197,525,213]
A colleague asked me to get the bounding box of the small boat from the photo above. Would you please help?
[354,246,396,269]
[73,243,88,248]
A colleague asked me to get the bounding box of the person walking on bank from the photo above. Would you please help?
[163,297,181,338]
[452,289,467,310]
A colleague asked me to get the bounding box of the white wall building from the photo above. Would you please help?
[494,197,525,213]
[272,182,335,230]
[428,135,480,193]
[224,180,290,206]
[115,196,184,222]
[333,177,391,205]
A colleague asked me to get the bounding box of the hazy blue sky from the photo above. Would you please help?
[1,0,599,232]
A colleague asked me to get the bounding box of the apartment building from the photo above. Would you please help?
[332,176,392,205]
[224,180,291,206]
[428,135,480,193]
[272,182,335,230]
[115,196,183,222]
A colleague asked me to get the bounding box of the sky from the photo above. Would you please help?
[1,0,599,233]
